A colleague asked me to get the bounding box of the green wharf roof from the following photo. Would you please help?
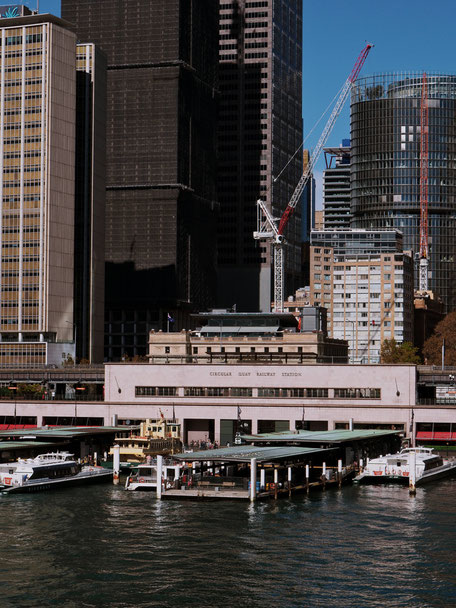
[173,445,336,463]
[241,429,401,444]
[0,426,128,440]
[0,441,61,452]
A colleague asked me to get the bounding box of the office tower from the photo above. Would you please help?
[323,141,351,229]
[62,0,219,360]
[351,73,456,312]
[0,11,76,366]
[217,0,303,312]
[309,230,414,363]
[75,43,106,363]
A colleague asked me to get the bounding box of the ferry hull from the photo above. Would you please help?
[3,470,113,494]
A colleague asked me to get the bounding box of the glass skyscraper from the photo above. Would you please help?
[351,72,456,311]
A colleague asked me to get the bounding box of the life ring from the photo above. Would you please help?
[139,477,145,483]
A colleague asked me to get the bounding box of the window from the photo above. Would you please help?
[334,388,380,399]
[258,387,281,397]
[164,346,170,354]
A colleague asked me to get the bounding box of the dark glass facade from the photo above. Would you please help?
[351,73,456,311]
[217,0,303,312]
[62,0,219,359]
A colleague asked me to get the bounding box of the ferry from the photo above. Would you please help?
[353,447,456,486]
[125,457,182,491]
[0,452,113,493]
[108,418,182,468]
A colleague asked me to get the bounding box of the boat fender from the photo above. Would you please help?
[139,477,145,483]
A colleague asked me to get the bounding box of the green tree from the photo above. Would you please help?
[380,339,421,364]
[422,311,456,365]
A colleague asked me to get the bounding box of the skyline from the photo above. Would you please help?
[38,0,456,209]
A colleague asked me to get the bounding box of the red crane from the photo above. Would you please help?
[419,72,429,291]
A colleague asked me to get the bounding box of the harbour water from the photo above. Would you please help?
[1,480,456,608]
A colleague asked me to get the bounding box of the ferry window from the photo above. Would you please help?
[165,346,170,354]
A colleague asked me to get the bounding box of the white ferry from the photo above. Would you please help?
[0,452,113,493]
[125,458,182,491]
[354,447,456,486]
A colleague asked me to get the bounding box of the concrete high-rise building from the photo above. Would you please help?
[351,73,456,312]
[62,0,219,360]
[0,10,76,366]
[309,230,414,363]
[323,141,351,229]
[217,0,303,312]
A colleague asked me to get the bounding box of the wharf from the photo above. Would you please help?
[161,444,356,501]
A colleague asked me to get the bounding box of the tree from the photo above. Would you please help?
[380,339,421,364]
[423,311,456,365]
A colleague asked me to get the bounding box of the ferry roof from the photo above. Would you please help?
[173,445,335,463]
[241,429,401,444]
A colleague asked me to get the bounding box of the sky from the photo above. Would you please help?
[303,0,456,207]
[32,0,456,208]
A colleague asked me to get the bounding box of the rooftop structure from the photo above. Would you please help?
[148,311,348,364]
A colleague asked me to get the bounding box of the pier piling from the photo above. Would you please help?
[288,466,292,497]
[338,460,342,488]
[113,444,120,485]
[409,450,417,494]
[306,464,310,494]
[156,455,163,499]
[250,458,257,502]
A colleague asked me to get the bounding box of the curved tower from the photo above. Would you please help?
[351,72,456,311]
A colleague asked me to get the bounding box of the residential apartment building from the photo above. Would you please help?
[217,0,303,312]
[323,141,351,229]
[309,230,414,363]
[0,11,76,366]
[62,0,219,359]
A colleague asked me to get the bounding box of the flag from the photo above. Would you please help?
[167,313,174,323]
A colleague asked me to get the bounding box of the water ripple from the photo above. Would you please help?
[0,481,455,607]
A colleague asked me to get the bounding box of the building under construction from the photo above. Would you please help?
[351,72,456,312]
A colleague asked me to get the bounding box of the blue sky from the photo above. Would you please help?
[36,0,456,207]
[303,0,456,205]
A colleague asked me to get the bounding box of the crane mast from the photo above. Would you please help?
[253,43,373,312]
[419,72,429,292]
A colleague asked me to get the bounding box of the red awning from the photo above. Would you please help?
[416,431,456,441]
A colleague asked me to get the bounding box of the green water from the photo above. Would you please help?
[0,480,455,607]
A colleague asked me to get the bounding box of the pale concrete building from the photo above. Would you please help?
[0,12,76,365]
[309,231,414,363]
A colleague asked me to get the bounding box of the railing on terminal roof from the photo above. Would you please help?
[0,394,105,402]
[147,353,349,365]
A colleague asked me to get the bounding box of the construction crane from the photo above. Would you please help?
[254,43,373,312]
[419,72,429,292]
